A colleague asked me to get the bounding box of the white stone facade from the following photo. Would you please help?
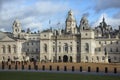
[0,10,120,63]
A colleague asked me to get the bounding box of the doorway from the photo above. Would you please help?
[63,55,68,62]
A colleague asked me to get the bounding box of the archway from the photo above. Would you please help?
[63,55,68,62]
[108,59,111,63]
[30,58,35,62]
[8,56,11,62]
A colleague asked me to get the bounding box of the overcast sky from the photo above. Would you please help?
[0,0,120,32]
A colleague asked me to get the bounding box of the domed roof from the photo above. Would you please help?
[80,16,89,24]
[81,16,87,21]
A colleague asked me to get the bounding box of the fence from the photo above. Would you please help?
[0,62,120,74]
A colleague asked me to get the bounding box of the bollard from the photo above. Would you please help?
[57,66,59,71]
[114,68,117,74]
[88,66,91,72]
[96,67,99,73]
[49,65,52,71]
[72,66,74,72]
[80,66,82,72]
[105,67,108,73]
[64,66,67,71]
[42,65,45,71]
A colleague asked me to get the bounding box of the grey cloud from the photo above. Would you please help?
[94,0,120,12]
[113,11,120,19]
[0,0,24,10]
[82,12,89,17]
[0,0,69,32]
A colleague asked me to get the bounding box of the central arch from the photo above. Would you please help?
[63,55,68,62]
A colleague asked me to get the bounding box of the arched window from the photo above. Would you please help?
[96,56,99,61]
[77,45,79,52]
[3,56,5,61]
[116,47,118,52]
[86,56,88,61]
[83,27,84,30]
[85,43,89,52]
[70,45,72,52]
[102,56,105,60]
[8,45,11,53]
[13,45,16,53]
[2,45,5,53]
[44,44,47,52]
[64,43,68,53]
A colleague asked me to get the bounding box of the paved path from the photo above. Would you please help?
[0,69,119,76]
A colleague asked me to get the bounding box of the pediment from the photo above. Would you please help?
[0,36,15,41]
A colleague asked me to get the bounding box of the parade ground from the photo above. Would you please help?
[0,71,120,80]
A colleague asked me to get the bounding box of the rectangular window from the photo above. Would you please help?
[53,46,55,52]
[95,48,97,52]
[36,49,38,52]
[110,48,112,52]
[59,46,61,52]
[105,41,106,44]
[31,42,33,45]
[116,47,118,52]
[2,46,5,53]
[102,56,105,60]
[114,57,117,60]
[111,41,112,44]
[99,48,101,52]
[70,46,72,52]
[77,46,79,52]
[3,49,5,53]
[99,41,101,44]
[116,41,118,44]
[27,42,29,45]
[27,49,29,52]
[104,47,106,52]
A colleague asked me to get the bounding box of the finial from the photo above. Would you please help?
[103,15,105,22]
[68,9,73,15]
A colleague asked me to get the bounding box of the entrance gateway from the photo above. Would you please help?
[63,55,68,62]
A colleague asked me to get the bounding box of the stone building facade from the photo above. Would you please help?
[0,10,120,63]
